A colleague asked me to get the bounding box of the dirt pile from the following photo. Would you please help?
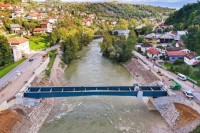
[175,103,200,128]
[0,109,21,133]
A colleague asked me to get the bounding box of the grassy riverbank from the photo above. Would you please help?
[0,58,25,78]
[45,49,57,77]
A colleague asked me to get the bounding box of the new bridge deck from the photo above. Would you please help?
[24,86,168,99]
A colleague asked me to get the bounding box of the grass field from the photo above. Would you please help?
[30,34,50,50]
[0,58,26,78]
[45,49,57,77]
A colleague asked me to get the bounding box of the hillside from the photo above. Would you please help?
[60,2,175,20]
[165,2,200,29]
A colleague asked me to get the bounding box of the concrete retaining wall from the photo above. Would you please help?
[0,57,49,109]
[16,57,49,98]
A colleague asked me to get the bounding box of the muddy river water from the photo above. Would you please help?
[39,38,170,133]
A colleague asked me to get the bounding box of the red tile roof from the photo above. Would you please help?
[167,51,187,57]
[33,28,44,32]
[8,37,28,45]
[147,47,160,55]
[166,47,184,51]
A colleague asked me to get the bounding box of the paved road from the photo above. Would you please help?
[0,45,59,91]
[0,44,59,104]
[133,51,200,101]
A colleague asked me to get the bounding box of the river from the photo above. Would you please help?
[39,38,170,133]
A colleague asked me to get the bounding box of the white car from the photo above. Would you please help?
[183,89,193,99]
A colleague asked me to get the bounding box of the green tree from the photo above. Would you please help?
[115,19,129,29]
[49,32,58,46]
[0,35,12,66]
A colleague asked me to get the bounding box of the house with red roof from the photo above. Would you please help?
[27,13,42,20]
[141,42,152,53]
[8,37,30,61]
[82,18,93,27]
[166,51,187,63]
[0,3,13,10]
[147,47,163,59]
[184,52,199,66]
[33,28,45,34]
[40,22,52,33]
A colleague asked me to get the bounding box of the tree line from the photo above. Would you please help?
[100,30,137,62]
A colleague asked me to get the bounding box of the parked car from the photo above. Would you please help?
[183,89,193,99]
[29,59,34,62]
[178,73,187,81]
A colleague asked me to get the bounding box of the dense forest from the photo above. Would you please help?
[165,1,200,29]
[165,1,200,54]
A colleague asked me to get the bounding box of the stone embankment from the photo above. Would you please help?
[125,58,159,85]
[155,96,200,133]
[12,51,68,133]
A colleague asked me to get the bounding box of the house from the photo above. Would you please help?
[0,3,13,10]
[8,37,30,61]
[46,17,57,24]
[27,13,42,20]
[184,52,199,66]
[159,32,175,43]
[166,47,184,52]
[33,28,45,34]
[166,51,187,63]
[40,22,52,33]
[147,47,162,59]
[112,29,130,38]
[144,33,161,40]
[111,21,117,25]
[141,42,152,53]
[12,8,24,18]
[10,24,21,33]
[82,18,93,27]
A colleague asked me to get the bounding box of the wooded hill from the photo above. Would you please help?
[59,2,175,20]
[165,1,200,29]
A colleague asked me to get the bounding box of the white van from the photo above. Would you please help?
[178,73,187,81]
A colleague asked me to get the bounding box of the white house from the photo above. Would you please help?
[40,22,52,33]
[184,52,199,66]
[141,42,152,53]
[112,29,130,38]
[8,37,30,62]
[46,17,57,24]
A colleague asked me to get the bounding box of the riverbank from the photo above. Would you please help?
[5,50,69,133]
[124,58,159,85]
[125,56,200,133]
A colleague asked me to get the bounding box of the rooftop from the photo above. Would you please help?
[8,37,28,45]
[167,51,187,57]
[185,52,196,60]
[147,47,160,55]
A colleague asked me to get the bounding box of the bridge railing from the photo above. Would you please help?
[24,86,168,99]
